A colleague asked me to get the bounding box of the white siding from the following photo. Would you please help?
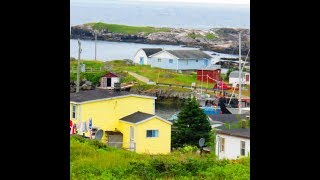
[111,77,120,88]
[229,73,250,85]
[149,51,210,70]
[134,49,149,65]
[215,134,250,159]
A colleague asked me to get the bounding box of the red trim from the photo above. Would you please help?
[102,72,119,78]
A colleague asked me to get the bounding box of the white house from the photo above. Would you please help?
[134,48,163,65]
[215,128,250,159]
[229,71,250,86]
[148,50,212,70]
[99,72,120,89]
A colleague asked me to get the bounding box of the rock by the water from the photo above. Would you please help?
[70,24,250,55]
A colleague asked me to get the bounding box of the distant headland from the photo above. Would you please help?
[70,22,250,55]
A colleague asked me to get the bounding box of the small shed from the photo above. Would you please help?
[100,72,120,89]
[197,67,221,83]
[229,71,250,85]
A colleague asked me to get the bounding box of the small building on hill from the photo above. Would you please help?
[148,50,212,70]
[229,71,250,85]
[100,72,120,89]
[196,65,222,83]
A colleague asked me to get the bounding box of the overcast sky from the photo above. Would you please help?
[71,0,250,5]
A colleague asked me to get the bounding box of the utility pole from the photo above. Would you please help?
[238,31,242,114]
[76,39,81,93]
[94,31,97,61]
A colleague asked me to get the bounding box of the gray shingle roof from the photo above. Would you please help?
[229,71,249,78]
[166,50,212,59]
[70,89,133,103]
[208,114,247,124]
[142,48,163,57]
[120,111,155,124]
[216,128,250,138]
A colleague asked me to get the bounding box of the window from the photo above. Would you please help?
[220,137,225,152]
[72,105,76,119]
[158,58,162,62]
[146,130,159,137]
[240,141,246,156]
[169,59,173,63]
[196,60,198,62]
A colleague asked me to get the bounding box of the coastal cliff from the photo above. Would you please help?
[70,23,250,55]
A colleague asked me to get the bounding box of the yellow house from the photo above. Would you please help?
[70,89,172,154]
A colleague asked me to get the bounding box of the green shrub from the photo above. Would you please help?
[180,145,198,153]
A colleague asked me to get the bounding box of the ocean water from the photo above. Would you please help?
[70,1,247,61]
[71,1,250,29]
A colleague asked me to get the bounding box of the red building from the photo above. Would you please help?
[197,69,221,83]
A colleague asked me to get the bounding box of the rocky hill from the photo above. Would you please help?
[70,23,250,55]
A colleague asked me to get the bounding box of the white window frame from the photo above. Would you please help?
[72,105,76,119]
[146,130,159,138]
[240,140,246,156]
[220,137,225,152]
[158,58,162,62]
[169,59,173,63]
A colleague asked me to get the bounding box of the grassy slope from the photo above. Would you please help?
[70,60,250,96]
[71,136,250,179]
[86,22,171,35]
[188,32,216,40]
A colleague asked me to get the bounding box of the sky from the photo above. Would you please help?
[71,0,250,5]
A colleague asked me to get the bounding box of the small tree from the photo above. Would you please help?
[225,67,235,80]
[171,97,212,148]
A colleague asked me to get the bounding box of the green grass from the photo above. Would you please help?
[70,135,250,179]
[70,59,250,96]
[106,60,216,88]
[205,33,216,40]
[188,32,216,40]
[86,22,171,35]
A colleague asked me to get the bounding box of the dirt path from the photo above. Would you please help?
[126,71,151,83]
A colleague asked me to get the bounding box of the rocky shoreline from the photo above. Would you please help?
[70,24,250,55]
[70,80,193,99]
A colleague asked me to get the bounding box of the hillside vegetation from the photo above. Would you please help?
[85,22,171,35]
[71,135,250,179]
[70,60,250,96]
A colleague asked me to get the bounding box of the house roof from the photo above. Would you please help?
[120,111,155,124]
[141,48,163,57]
[70,89,156,103]
[216,128,250,139]
[165,50,212,59]
[102,72,119,78]
[225,108,250,115]
[229,71,250,78]
[208,114,247,124]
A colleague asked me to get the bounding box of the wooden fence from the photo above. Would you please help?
[70,67,104,73]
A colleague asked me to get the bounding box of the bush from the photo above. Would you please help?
[180,145,198,153]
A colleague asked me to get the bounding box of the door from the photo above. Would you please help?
[204,59,209,67]
[107,78,111,87]
[140,57,144,65]
[245,74,250,82]
[130,126,135,151]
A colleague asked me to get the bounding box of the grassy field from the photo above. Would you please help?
[107,60,216,88]
[70,60,250,97]
[71,135,250,179]
[85,22,171,35]
[188,32,216,40]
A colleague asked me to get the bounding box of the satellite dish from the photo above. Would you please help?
[199,138,205,147]
[95,129,104,140]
